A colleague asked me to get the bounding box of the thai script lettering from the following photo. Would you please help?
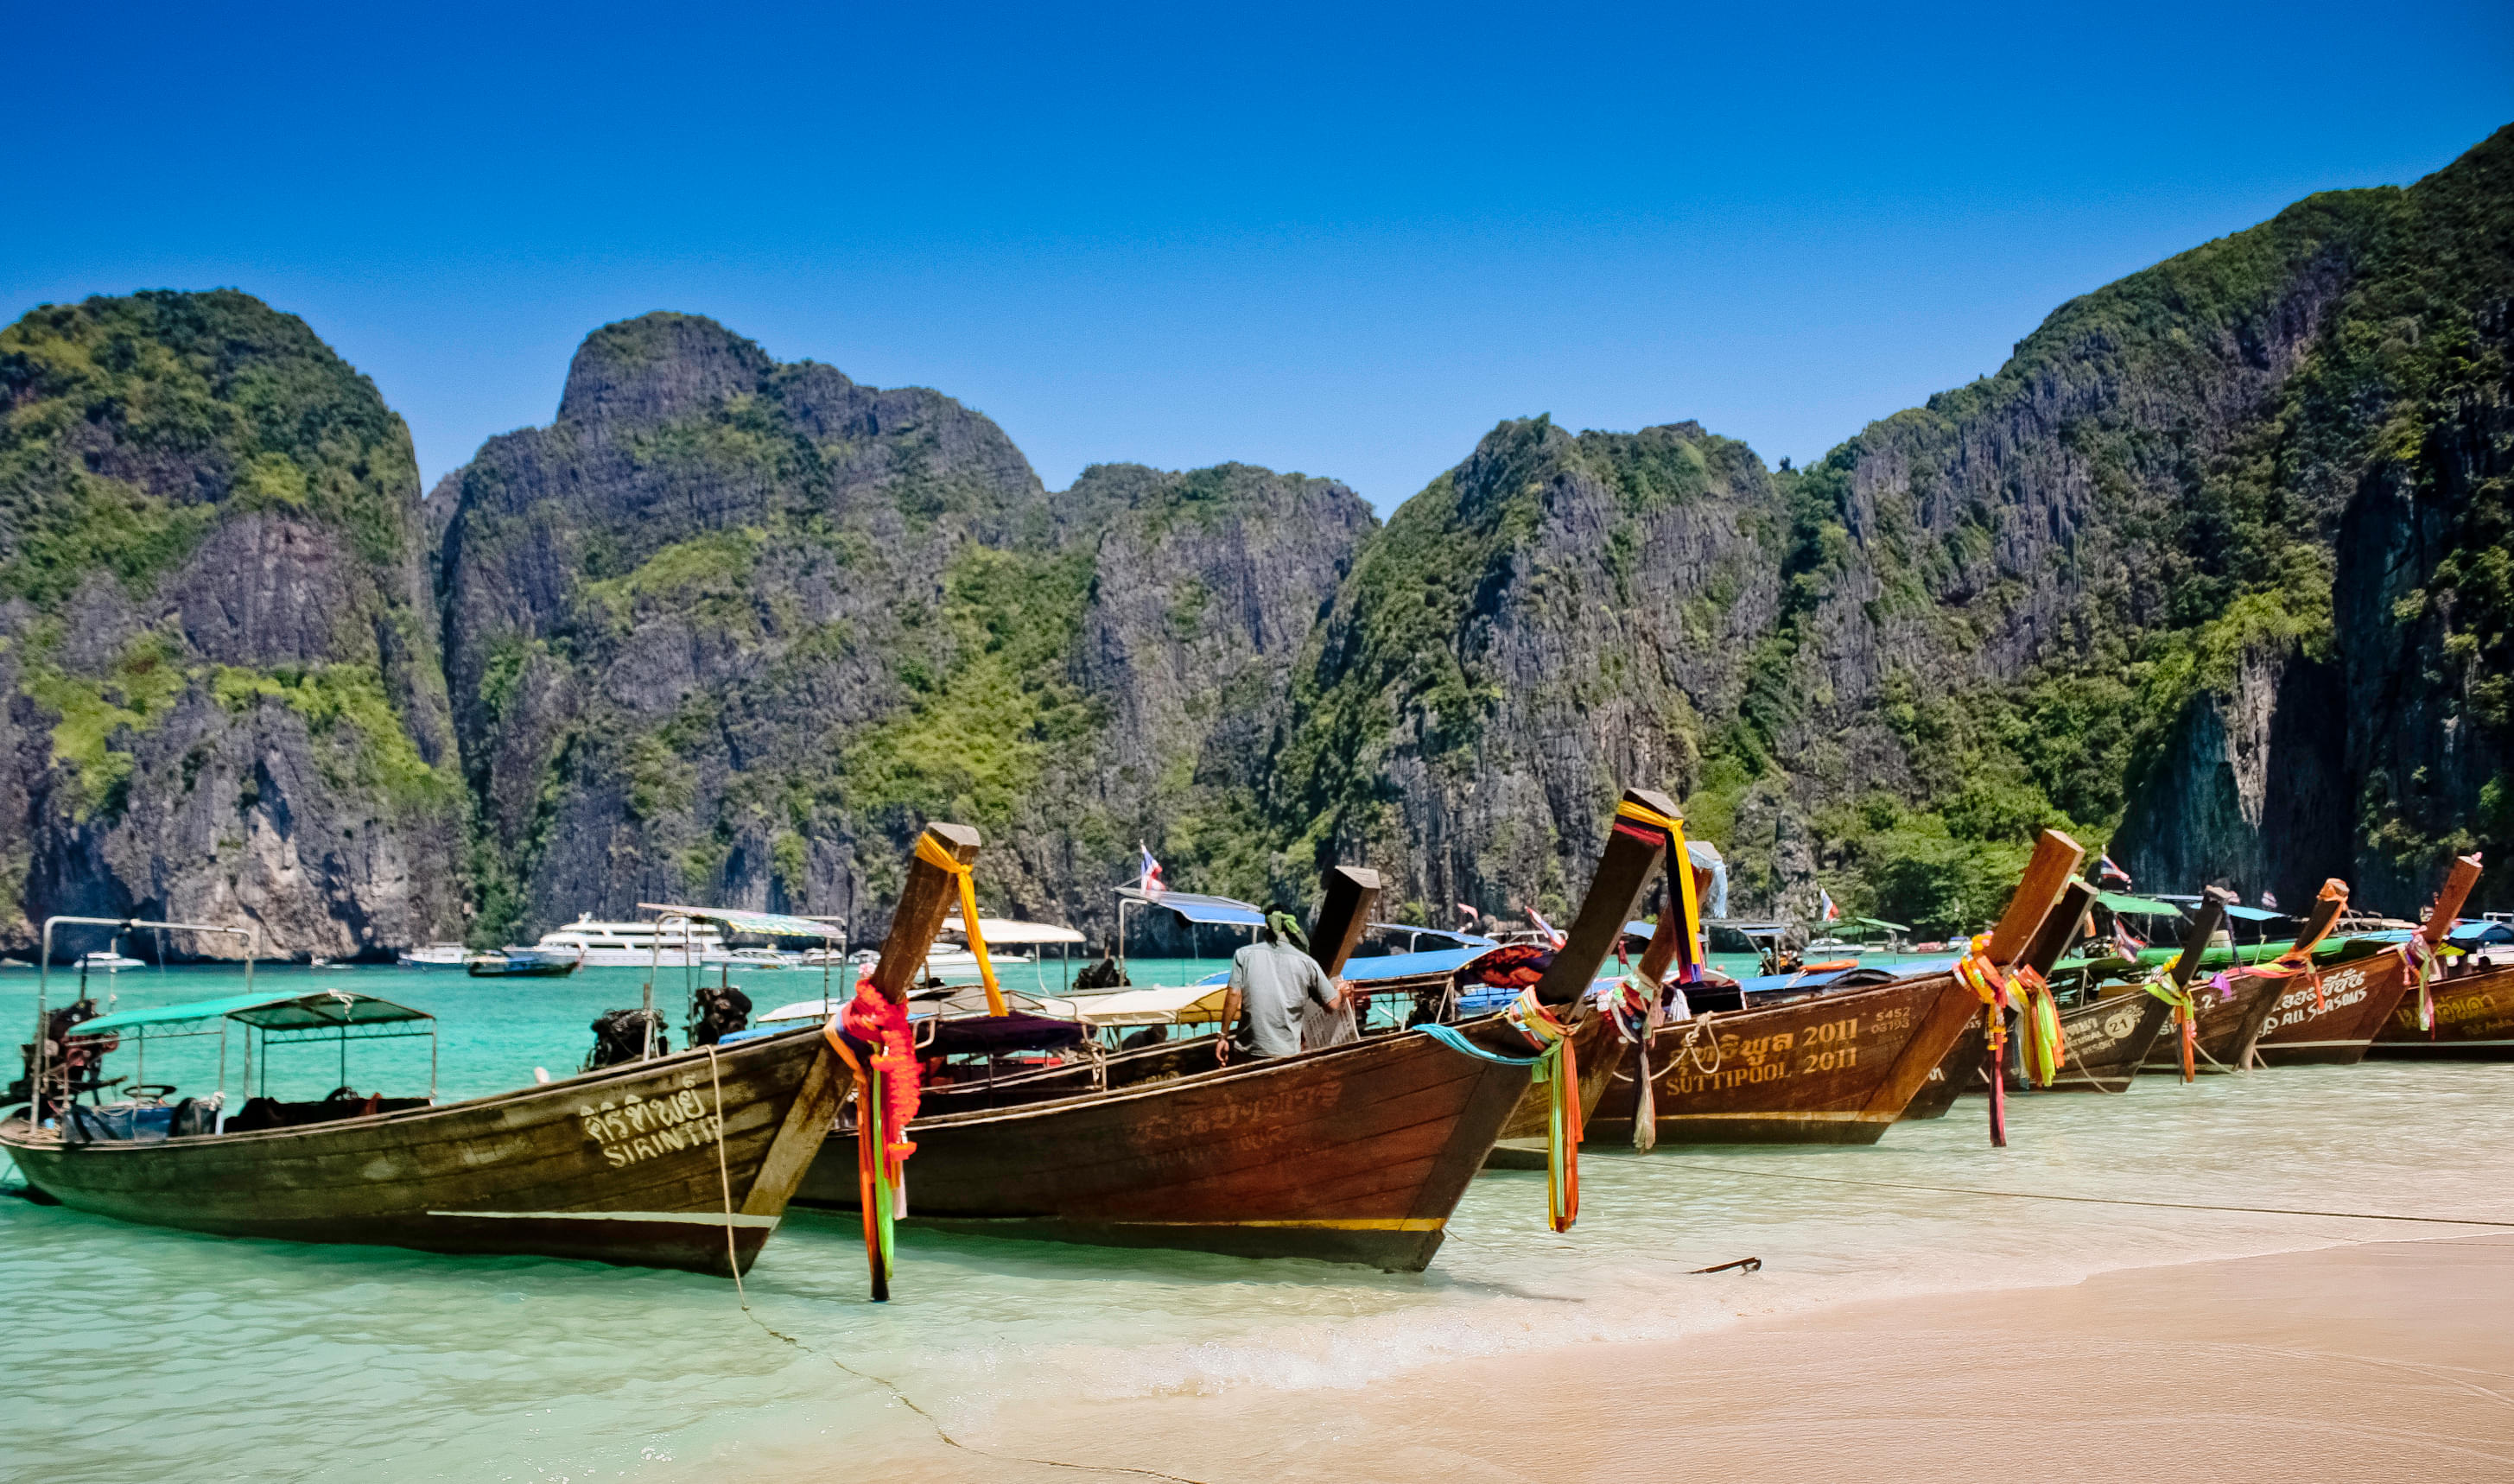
[579,1088,720,1169]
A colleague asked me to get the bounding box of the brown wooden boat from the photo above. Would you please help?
[2249,856,2480,1067]
[1584,829,2085,1145]
[794,788,1684,1269]
[2370,959,2514,1059]
[2006,889,2229,1093]
[1,1018,841,1276]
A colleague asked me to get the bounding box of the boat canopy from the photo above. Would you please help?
[2096,891,2187,917]
[637,903,843,940]
[1367,923,1498,950]
[1117,889,1264,927]
[75,989,432,1037]
[1068,984,1231,1026]
[2220,904,2288,923]
[1855,916,1908,932]
[2447,920,2514,945]
[943,916,1086,945]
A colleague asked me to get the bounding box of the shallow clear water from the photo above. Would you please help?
[5,962,2508,1481]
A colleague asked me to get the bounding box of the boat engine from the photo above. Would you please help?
[10,998,115,1120]
[689,981,752,1047]
[584,1009,670,1069]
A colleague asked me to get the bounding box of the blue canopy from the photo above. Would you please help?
[1127,890,1265,927]
[1368,923,1498,950]
[2220,904,2286,922]
[2448,920,2514,945]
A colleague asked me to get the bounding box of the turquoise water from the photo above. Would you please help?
[6,961,2510,1481]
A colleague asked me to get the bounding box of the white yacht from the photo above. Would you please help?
[528,916,730,967]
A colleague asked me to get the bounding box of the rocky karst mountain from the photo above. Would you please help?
[0,290,466,959]
[431,314,1369,945]
[3,124,2506,953]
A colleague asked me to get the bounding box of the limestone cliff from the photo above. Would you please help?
[0,290,467,959]
[433,316,1370,942]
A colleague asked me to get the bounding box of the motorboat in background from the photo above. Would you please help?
[397,942,471,968]
[524,916,730,967]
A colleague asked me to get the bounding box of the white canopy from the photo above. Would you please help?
[1065,983,1229,1027]
[942,916,1086,946]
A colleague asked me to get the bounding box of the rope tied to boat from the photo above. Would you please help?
[915,830,1006,1018]
[1505,987,1581,1233]
[1600,976,1660,1153]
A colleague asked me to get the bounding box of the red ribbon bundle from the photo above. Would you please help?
[840,975,921,1179]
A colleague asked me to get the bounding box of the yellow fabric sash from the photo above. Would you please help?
[914,830,1006,1017]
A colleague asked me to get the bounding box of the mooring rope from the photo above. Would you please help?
[733,1303,1212,1482]
[1689,1164,2514,1227]
[707,1046,744,1304]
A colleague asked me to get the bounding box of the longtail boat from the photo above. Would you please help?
[2247,856,2482,1066]
[792,790,1681,1271]
[2005,888,2229,1093]
[2371,957,2514,1058]
[1583,829,2084,1145]
[1,917,846,1277]
[2130,882,2350,1075]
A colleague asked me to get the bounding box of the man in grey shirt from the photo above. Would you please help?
[1222,909,1349,1060]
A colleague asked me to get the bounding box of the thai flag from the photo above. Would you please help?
[1138,844,1165,895]
[2098,854,2131,886]
[2114,916,2147,959]
[1527,907,1566,948]
[2260,889,2279,910]
[1819,888,1841,923]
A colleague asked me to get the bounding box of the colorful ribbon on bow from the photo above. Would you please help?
[1506,987,1581,1232]
[916,830,1006,1018]
[2009,963,2067,1087]
[2405,935,2441,1034]
[1612,798,1705,985]
[2143,969,2200,1081]
[824,974,923,1299]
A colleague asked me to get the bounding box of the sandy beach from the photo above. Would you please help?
[827,1233,2514,1482]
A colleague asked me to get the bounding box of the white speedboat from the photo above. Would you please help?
[397,942,471,967]
[528,916,729,967]
[723,947,801,969]
[76,951,147,971]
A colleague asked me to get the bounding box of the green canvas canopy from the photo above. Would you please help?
[2096,891,2187,917]
[1854,917,1908,932]
[74,989,431,1037]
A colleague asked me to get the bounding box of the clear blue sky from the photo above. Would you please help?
[10,2,2511,511]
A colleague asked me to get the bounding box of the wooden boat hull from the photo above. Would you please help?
[2244,950,2409,1066]
[2369,962,2514,1059]
[0,1026,841,1276]
[793,1026,1530,1271]
[1900,1018,1982,1118]
[2009,985,2173,1094]
[1482,1012,1626,1168]
[1584,971,1980,1145]
[2136,965,2286,1075]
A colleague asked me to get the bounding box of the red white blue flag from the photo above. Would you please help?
[2098,854,2131,886]
[1819,888,1841,923]
[1138,844,1165,895]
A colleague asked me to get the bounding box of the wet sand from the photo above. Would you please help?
[855,1233,2514,1482]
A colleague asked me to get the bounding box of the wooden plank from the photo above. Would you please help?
[869,821,981,1003]
[1533,787,1679,1006]
[2424,855,2485,944]
[1311,866,1382,977]
[2171,891,2231,988]
[2021,882,2098,974]
[1987,829,2085,964]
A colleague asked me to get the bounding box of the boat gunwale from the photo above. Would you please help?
[0,1023,829,1155]
[908,1021,1523,1131]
